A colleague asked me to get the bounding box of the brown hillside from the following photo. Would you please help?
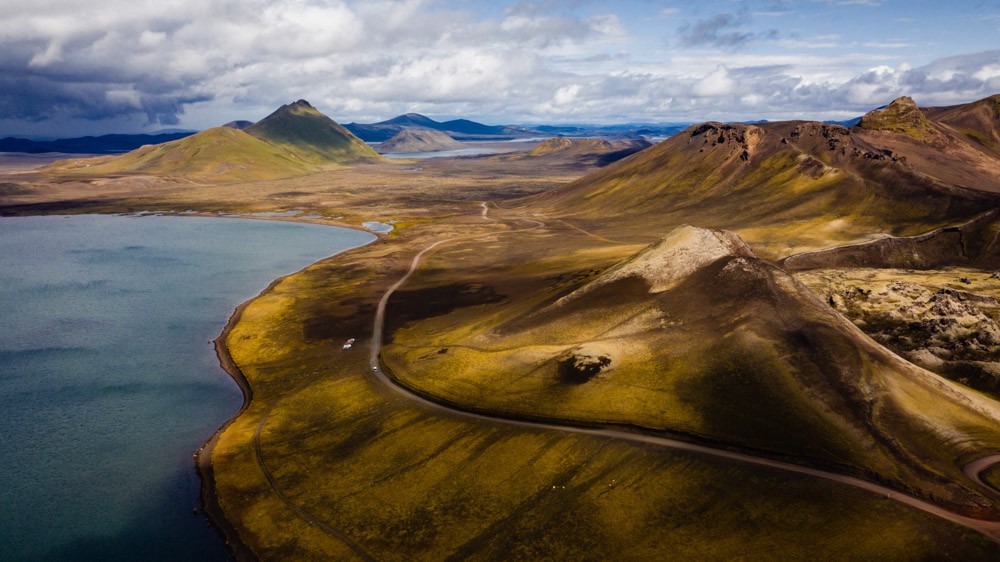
[385,226,1000,516]
[782,209,1000,270]
[514,137,652,167]
[376,129,465,153]
[522,96,1000,258]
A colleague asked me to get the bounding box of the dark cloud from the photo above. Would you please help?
[676,11,774,50]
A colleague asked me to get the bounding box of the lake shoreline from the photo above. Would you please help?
[194,224,381,561]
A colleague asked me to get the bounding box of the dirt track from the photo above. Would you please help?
[364,202,1000,545]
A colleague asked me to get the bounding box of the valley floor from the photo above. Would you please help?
[4,152,1000,560]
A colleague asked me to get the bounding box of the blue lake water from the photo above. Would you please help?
[382,147,497,159]
[0,215,375,561]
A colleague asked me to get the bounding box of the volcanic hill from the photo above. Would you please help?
[384,225,1000,516]
[46,100,380,182]
[513,137,652,167]
[375,129,466,154]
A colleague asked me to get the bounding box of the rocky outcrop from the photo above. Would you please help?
[857,96,935,142]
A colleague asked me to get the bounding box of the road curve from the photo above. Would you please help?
[369,201,1000,544]
[965,455,1000,495]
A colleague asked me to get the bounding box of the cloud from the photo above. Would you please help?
[675,10,780,51]
[1,1,999,134]
[677,12,757,49]
[0,0,620,131]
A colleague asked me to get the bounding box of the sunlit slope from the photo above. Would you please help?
[854,95,1000,192]
[784,208,1000,270]
[45,100,381,182]
[523,96,1000,258]
[46,126,313,181]
[246,99,382,164]
[384,226,1000,516]
[929,94,1000,158]
[211,223,1000,559]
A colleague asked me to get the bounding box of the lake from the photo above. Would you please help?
[0,214,375,561]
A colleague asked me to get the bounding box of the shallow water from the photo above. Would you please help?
[0,214,374,561]
[362,220,394,233]
[382,147,497,159]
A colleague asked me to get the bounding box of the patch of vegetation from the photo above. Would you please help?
[213,229,1000,559]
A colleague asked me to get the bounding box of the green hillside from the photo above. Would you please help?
[246,99,382,164]
[46,126,313,181]
[45,100,381,182]
[383,225,1000,517]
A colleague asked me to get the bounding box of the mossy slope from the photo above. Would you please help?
[45,100,381,182]
[385,226,1000,516]
[212,225,1000,559]
[246,99,382,164]
[45,126,314,181]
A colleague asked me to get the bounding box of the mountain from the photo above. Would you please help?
[524,95,1000,258]
[346,113,538,142]
[376,113,443,129]
[346,113,689,142]
[222,120,254,130]
[928,94,1000,157]
[45,100,380,181]
[516,137,652,166]
[0,132,195,154]
[437,118,504,136]
[384,225,1000,516]
[375,129,465,154]
[245,99,380,164]
[45,127,313,181]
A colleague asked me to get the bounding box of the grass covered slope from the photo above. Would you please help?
[45,127,314,181]
[523,96,1000,258]
[246,99,382,164]
[44,100,381,182]
[210,217,1000,559]
[384,225,1000,516]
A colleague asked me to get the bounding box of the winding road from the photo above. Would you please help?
[248,200,1000,560]
[367,201,1000,544]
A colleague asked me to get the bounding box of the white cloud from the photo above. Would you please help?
[1,0,999,135]
[554,84,581,105]
[692,66,735,96]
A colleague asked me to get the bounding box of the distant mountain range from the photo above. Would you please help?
[2,109,868,155]
[345,113,694,142]
[0,132,196,154]
[345,113,537,142]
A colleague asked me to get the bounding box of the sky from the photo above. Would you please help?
[2,0,999,137]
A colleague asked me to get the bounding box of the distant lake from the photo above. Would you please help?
[0,215,375,561]
[382,147,497,159]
